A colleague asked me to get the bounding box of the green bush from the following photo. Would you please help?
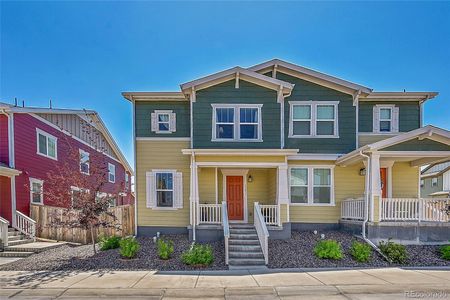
[182,243,214,266]
[350,241,372,262]
[119,237,140,259]
[157,239,174,260]
[440,245,450,260]
[379,239,408,264]
[99,235,121,251]
[313,240,343,260]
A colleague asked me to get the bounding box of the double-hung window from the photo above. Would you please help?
[125,173,129,191]
[146,170,183,209]
[289,101,338,138]
[36,129,57,160]
[373,105,399,133]
[431,177,438,187]
[29,178,44,205]
[79,149,90,175]
[290,166,334,205]
[156,172,174,207]
[108,163,116,183]
[212,104,262,141]
[151,110,176,133]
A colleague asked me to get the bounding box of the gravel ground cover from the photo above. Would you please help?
[0,235,226,271]
[268,231,450,268]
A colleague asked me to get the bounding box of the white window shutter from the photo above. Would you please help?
[373,106,380,133]
[392,107,400,133]
[169,113,177,132]
[151,113,157,132]
[146,172,156,208]
[174,172,183,208]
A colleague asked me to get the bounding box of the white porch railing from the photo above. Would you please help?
[259,204,280,226]
[198,204,222,224]
[381,198,449,222]
[222,201,230,265]
[14,210,36,240]
[254,202,269,265]
[0,217,9,247]
[341,198,365,221]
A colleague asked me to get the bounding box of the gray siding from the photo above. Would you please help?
[275,72,356,154]
[193,80,280,149]
[421,176,443,197]
[359,101,420,133]
[135,101,190,138]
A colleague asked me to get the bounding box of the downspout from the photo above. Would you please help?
[359,150,390,262]
[131,98,138,236]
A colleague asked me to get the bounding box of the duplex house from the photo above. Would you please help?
[421,161,450,198]
[0,103,133,245]
[123,59,450,267]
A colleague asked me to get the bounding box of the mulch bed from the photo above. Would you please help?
[268,231,450,268]
[0,235,226,271]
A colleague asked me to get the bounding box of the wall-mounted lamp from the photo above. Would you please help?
[359,168,366,176]
[248,175,253,183]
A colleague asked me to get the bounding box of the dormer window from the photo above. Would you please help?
[211,104,262,142]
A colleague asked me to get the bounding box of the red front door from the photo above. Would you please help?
[226,176,244,221]
[380,168,388,198]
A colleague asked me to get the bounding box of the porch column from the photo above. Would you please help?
[369,153,381,222]
[277,164,290,225]
[189,155,199,227]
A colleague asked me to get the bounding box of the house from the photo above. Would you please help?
[421,161,450,198]
[0,102,133,245]
[123,59,450,267]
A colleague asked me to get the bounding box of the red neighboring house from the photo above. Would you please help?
[0,102,134,226]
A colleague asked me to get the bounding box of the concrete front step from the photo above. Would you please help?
[229,224,255,229]
[228,258,266,266]
[229,228,256,234]
[7,235,25,242]
[230,234,258,240]
[8,239,35,246]
[229,244,262,252]
[8,231,21,237]
[229,251,264,259]
[229,239,260,245]
[0,251,34,258]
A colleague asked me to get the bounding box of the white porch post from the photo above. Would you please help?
[277,164,289,226]
[189,154,199,240]
[368,153,381,222]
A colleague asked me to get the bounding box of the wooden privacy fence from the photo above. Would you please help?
[30,204,135,244]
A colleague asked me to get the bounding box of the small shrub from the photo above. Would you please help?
[350,241,372,262]
[379,239,408,264]
[440,245,450,260]
[314,240,343,260]
[157,239,174,260]
[99,235,121,251]
[119,237,140,259]
[182,243,214,266]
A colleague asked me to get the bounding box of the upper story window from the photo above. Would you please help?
[289,101,339,138]
[146,170,183,209]
[151,110,176,134]
[289,166,334,205]
[36,129,57,160]
[420,179,424,188]
[373,105,399,133]
[108,163,116,183]
[431,177,438,187]
[125,173,129,190]
[211,104,262,142]
[79,149,90,175]
[29,178,44,205]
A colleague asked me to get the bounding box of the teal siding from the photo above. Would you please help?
[135,101,190,137]
[381,138,450,151]
[421,176,443,197]
[359,102,420,133]
[275,72,356,154]
[193,80,280,149]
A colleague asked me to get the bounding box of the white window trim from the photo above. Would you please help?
[288,101,339,138]
[36,128,58,160]
[71,186,90,207]
[155,110,173,134]
[108,163,116,183]
[154,170,175,208]
[125,173,129,190]
[431,177,438,187]
[79,149,90,175]
[378,105,394,133]
[211,104,263,142]
[29,178,44,205]
[420,179,424,188]
[288,165,335,206]
[373,104,399,133]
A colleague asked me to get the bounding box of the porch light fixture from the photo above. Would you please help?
[359,168,366,176]
[248,175,253,182]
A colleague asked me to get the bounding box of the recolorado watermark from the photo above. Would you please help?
[405,290,448,298]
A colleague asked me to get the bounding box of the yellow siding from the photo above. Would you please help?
[392,162,419,198]
[280,204,289,223]
[288,161,365,223]
[195,155,286,163]
[198,168,217,204]
[136,140,191,227]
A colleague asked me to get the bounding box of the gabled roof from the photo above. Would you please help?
[0,102,133,174]
[249,59,373,96]
[421,160,450,176]
[180,66,294,100]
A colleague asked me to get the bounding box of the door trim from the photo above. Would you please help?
[221,169,248,223]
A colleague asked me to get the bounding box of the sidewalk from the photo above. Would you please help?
[0,268,449,299]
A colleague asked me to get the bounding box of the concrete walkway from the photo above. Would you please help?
[0,268,449,299]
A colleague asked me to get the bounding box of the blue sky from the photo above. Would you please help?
[2,1,449,166]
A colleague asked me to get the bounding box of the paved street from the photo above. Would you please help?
[0,268,449,299]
